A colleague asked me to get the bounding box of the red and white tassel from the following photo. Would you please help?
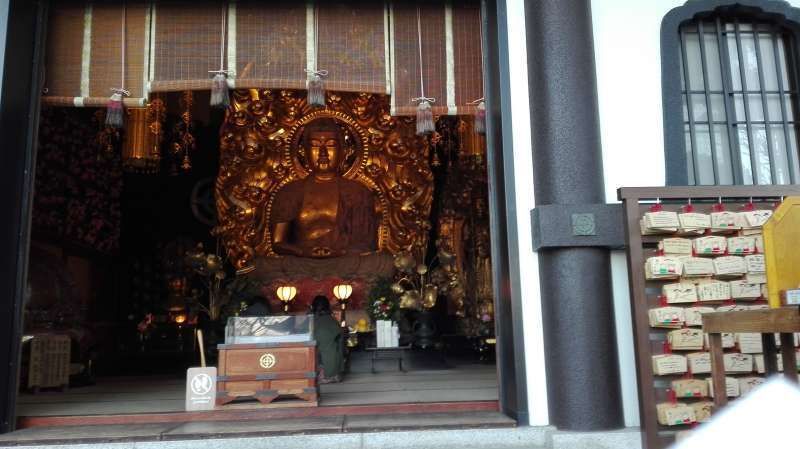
[210,71,230,108]
[105,88,128,128]
[474,100,486,135]
[414,98,435,135]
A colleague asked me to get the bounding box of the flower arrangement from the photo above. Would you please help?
[367,277,399,322]
[183,243,261,321]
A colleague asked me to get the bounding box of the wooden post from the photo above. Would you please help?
[779,332,798,383]
[708,332,728,408]
[762,333,778,375]
[197,329,207,368]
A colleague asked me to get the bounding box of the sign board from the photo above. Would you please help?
[763,197,800,307]
[185,367,217,411]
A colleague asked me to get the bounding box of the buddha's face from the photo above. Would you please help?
[306,131,340,175]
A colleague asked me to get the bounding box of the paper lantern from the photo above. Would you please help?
[276,285,298,312]
[332,284,353,302]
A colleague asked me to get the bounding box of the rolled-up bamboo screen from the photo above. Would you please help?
[42,1,85,105]
[88,2,148,105]
[453,0,483,115]
[149,1,224,92]
[41,1,484,117]
[42,1,148,107]
[317,1,387,94]
[234,0,307,90]
[391,0,447,116]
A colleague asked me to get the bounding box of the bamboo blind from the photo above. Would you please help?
[317,1,387,94]
[235,0,307,90]
[41,1,484,117]
[89,2,148,104]
[391,0,447,116]
[43,2,85,103]
[453,0,483,115]
[150,1,225,92]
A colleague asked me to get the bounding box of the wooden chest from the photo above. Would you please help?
[216,341,317,407]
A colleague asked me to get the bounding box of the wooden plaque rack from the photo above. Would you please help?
[619,186,800,449]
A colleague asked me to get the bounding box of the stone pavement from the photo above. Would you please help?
[0,411,643,449]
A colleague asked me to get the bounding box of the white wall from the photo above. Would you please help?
[501,0,550,427]
[506,0,551,427]
[591,0,800,428]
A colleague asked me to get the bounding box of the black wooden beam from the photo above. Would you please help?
[483,0,530,424]
[0,0,45,434]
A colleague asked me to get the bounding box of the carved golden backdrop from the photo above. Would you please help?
[213,89,434,270]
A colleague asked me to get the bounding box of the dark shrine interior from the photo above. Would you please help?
[24,92,496,385]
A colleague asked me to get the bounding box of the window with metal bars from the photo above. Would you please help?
[662,2,800,186]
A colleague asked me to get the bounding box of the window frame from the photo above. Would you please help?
[662,0,800,185]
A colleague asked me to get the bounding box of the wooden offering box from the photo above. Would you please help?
[216,341,318,407]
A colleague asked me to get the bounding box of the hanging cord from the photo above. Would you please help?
[209,2,230,76]
[304,3,328,78]
[412,6,435,104]
[113,2,130,97]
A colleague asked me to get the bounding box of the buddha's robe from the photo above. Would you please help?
[271,177,378,255]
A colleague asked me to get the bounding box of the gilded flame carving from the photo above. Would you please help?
[214,90,434,270]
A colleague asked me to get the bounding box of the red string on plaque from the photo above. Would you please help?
[667,387,677,404]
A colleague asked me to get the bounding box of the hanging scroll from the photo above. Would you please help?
[149,1,224,92]
[317,1,387,94]
[234,0,307,90]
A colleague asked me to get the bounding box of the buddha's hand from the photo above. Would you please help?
[310,247,347,258]
[310,246,333,258]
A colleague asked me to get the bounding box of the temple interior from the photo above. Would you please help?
[18,1,497,422]
[18,0,498,418]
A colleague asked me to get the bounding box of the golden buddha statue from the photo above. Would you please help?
[271,118,378,258]
[253,118,394,282]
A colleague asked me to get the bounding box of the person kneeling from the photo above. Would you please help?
[311,296,344,384]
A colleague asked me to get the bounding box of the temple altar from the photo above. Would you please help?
[213,90,435,309]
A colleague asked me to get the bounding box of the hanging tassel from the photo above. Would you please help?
[431,148,441,167]
[105,89,128,129]
[474,100,486,135]
[182,152,192,171]
[210,72,230,108]
[415,99,435,135]
[307,73,326,107]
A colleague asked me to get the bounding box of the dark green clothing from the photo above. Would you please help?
[314,314,344,378]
